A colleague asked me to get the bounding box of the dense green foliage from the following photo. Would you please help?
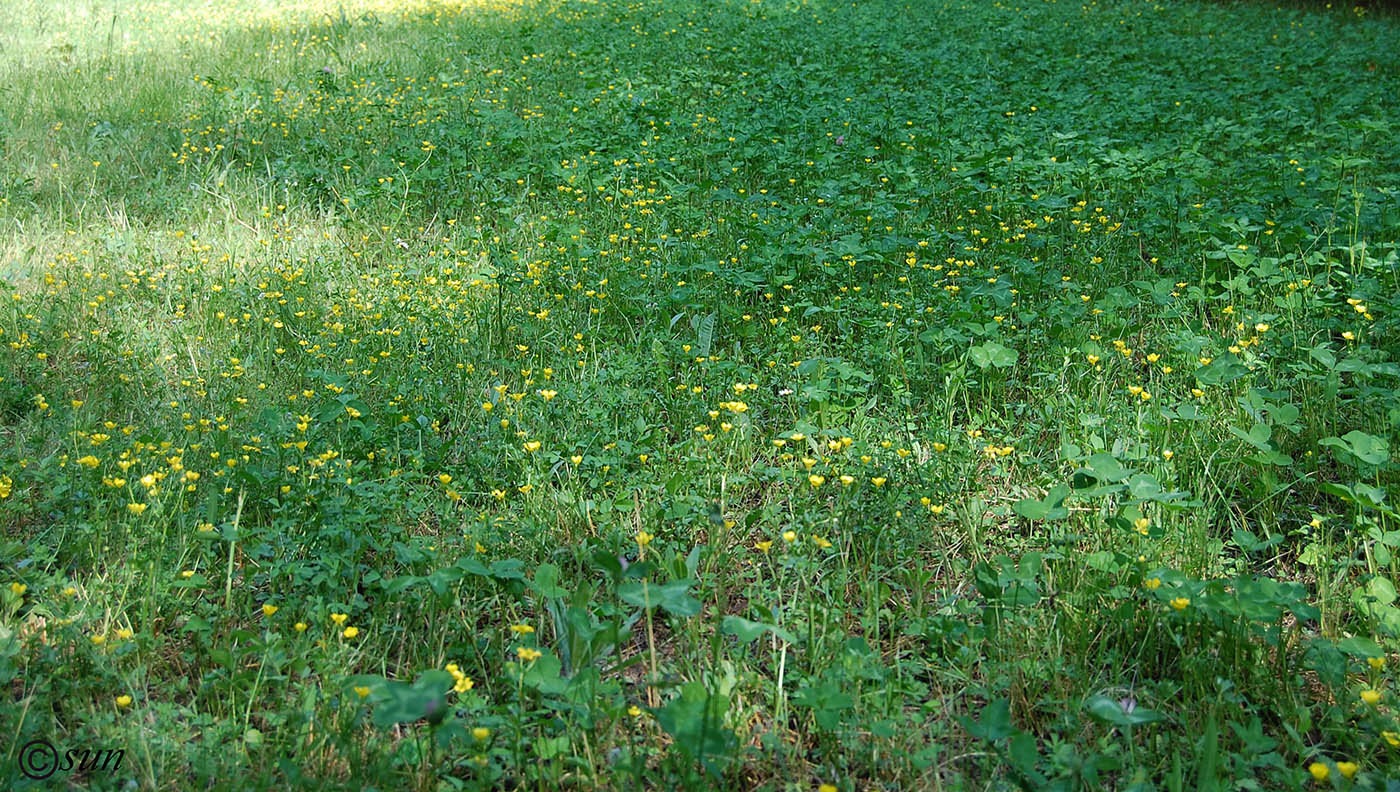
[2,0,1399,788]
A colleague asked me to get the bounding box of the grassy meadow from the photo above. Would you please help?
[2,0,1400,787]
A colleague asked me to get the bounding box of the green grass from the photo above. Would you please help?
[1,0,1399,788]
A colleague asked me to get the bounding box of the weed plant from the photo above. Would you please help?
[1,0,1400,788]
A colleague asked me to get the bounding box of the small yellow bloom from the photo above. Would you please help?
[808,474,826,488]
[819,785,838,792]
[1134,518,1150,536]
[516,646,542,662]
[871,477,886,487]
[454,675,474,693]
[342,626,359,639]
[261,604,278,617]
[353,686,371,699]
[510,624,535,634]
[523,441,541,453]
[569,455,582,465]
[636,531,654,547]
[1308,762,1329,782]
[1142,578,1162,590]
[1170,597,1190,611]
[1368,656,1386,670]
[754,541,773,553]
[782,530,797,543]
[1336,762,1358,779]
[115,695,133,708]
[331,612,348,625]
[1383,731,1400,747]
[628,705,643,717]
[1360,688,1381,705]
[9,582,26,597]
[437,474,452,485]
[473,727,491,741]
[294,622,307,632]
[126,503,148,515]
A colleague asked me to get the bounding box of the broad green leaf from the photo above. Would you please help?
[1194,355,1248,386]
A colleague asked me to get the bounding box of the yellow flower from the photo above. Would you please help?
[1383,731,1400,747]
[353,686,371,699]
[636,531,654,547]
[932,442,947,453]
[342,626,359,639]
[516,646,542,662]
[1134,518,1150,536]
[871,477,886,487]
[819,785,838,792]
[754,540,773,553]
[569,455,582,465]
[1336,762,1358,779]
[437,474,452,485]
[454,675,474,693]
[8,582,26,597]
[1360,688,1381,705]
[1170,597,1190,611]
[1142,578,1162,590]
[261,604,278,617]
[628,705,643,717]
[126,503,148,515]
[510,624,535,634]
[294,622,307,632]
[76,455,100,468]
[473,727,491,741]
[331,612,349,625]
[115,695,132,708]
[523,440,541,453]
[1308,762,1329,782]
[808,474,825,488]
[1368,656,1386,670]
[782,530,797,543]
